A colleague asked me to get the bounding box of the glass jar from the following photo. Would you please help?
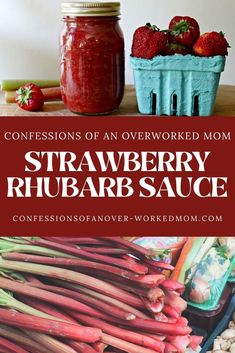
[60,2,125,115]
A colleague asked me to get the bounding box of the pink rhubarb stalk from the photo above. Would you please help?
[24,330,79,353]
[0,308,101,342]
[27,281,136,321]
[55,281,149,319]
[102,333,159,353]
[0,324,48,353]
[0,277,125,322]
[28,238,148,274]
[2,252,142,281]
[0,257,143,307]
[74,312,165,353]
[97,237,155,257]
[0,336,29,353]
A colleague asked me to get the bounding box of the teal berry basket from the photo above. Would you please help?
[130,54,226,116]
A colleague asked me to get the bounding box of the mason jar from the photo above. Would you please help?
[60,2,125,115]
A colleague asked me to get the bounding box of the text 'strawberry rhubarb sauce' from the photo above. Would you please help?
[60,2,125,115]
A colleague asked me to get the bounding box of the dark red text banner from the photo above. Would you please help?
[0,116,234,236]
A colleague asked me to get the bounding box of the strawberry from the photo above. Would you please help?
[165,42,191,55]
[15,83,44,111]
[169,16,200,47]
[132,23,169,59]
[193,31,230,56]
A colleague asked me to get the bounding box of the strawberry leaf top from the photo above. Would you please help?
[171,19,191,36]
[146,23,160,31]
[219,31,231,47]
[16,85,33,105]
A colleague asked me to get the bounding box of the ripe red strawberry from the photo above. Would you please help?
[165,42,191,55]
[169,16,200,48]
[193,31,230,56]
[15,83,44,111]
[132,23,169,59]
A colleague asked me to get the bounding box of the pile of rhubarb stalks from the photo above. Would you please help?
[0,236,202,353]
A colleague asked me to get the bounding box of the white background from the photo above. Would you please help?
[0,0,234,85]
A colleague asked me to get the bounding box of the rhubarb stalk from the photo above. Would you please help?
[0,324,48,353]
[26,281,136,321]
[0,336,29,353]
[28,238,148,274]
[0,308,102,342]
[0,257,143,307]
[2,252,142,281]
[0,240,74,259]
[24,331,79,353]
[53,281,149,319]
[74,312,165,352]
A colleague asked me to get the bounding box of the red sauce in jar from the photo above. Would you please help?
[60,2,125,115]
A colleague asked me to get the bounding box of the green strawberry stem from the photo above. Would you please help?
[146,23,160,31]
[15,85,33,105]
[171,19,191,35]
[219,31,231,47]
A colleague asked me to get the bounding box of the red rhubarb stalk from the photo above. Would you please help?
[160,279,185,294]
[17,295,77,323]
[2,252,142,281]
[165,335,190,353]
[83,310,192,337]
[97,237,155,257]
[142,297,164,314]
[147,287,165,302]
[80,247,129,255]
[55,281,149,319]
[0,288,65,322]
[104,279,149,298]
[176,317,188,327]
[92,341,107,353]
[67,340,98,353]
[0,309,101,343]
[162,305,180,319]
[154,313,168,322]
[164,342,178,353]
[18,297,100,353]
[27,281,136,321]
[0,324,48,353]
[42,237,109,245]
[188,335,203,350]
[141,258,175,271]
[78,267,165,289]
[22,273,42,284]
[163,291,187,314]
[28,238,148,274]
[0,240,73,259]
[0,277,121,322]
[0,258,143,307]
[74,312,165,353]
[24,330,79,353]
[68,308,191,337]
[102,333,158,353]
[0,308,102,342]
[122,317,192,336]
[0,336,29,353]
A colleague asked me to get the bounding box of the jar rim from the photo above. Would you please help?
[61,2,121,17]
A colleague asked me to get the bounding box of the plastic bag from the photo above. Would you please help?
[185,246,235,310]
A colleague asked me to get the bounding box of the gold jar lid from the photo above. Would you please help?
[61,2,120,17]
